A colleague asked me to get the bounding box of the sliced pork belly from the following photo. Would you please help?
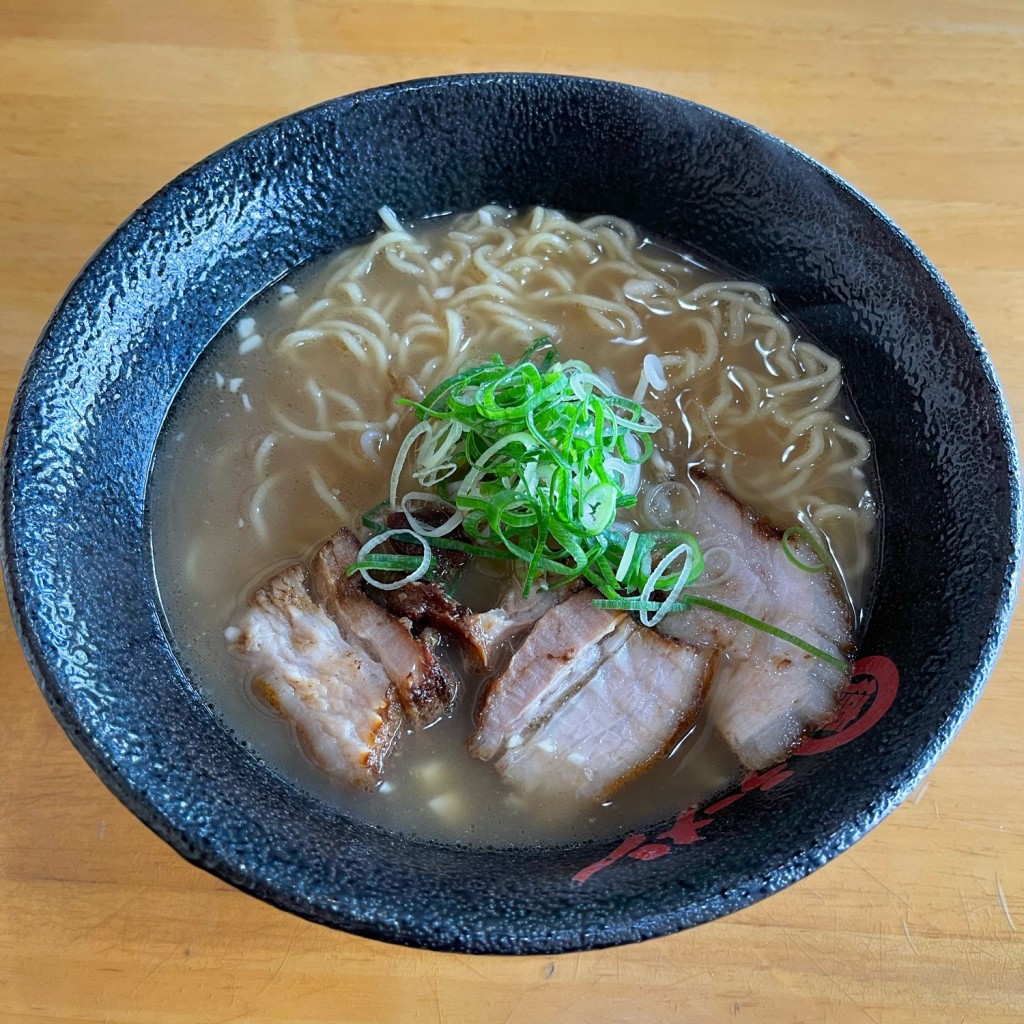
[310,528,457,726]
[497,626,712,801]
[226,565,401,788]
[462,580,578,669]
[658,475,854,770]
[469,589,628,761]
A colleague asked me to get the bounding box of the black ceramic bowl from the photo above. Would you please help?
[3,74,1020,954]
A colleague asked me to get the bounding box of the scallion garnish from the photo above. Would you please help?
[389,338,669,597]
[351,340,845,670]
[346,528,433,591]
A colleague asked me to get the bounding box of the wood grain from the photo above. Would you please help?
[1,2,1021,1020]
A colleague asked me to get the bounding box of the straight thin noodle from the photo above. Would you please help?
[252,433,276,479]
[248,474,279,544]
[295,298,337,328]
[308,466,351,522]
[323,388,365,418]
[270,407,336,441]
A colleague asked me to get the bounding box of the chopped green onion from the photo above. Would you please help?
[387,339,665,596]
[389,421,430,509]
[615,531,641,583]
[345,554,431,574]
[349,528,432,591]
[636,539,702,627]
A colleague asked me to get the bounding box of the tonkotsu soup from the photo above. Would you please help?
[149,206,877,847]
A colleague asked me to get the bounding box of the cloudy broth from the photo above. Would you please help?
[150,207,876,846]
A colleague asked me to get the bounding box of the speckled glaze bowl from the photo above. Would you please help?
[3,74,1020,953]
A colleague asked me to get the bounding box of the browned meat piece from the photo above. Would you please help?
[310,528,458,726]
[379,579,477,644]
[380,558,579,671]
[226,565,402,788]
[657,475,854,770]
[469,588,628,761]
[497,625,713,801]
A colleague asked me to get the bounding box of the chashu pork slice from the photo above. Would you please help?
[470,588,628,761]
[383,577,576,672]
[497,624,713,802]
[310,528,458,727]
[226,565,402,788]
[658,475,854,770]
[463,581,580,669]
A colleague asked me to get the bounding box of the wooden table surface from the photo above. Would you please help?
[2,2,1022,1021]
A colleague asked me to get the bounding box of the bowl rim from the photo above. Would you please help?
[3,71,1022,953]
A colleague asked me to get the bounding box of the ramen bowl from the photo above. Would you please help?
[2,74,1020,953]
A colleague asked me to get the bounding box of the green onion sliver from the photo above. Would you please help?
[594,594,847,671]
[636,539,702,627]
[346,554,432,573]
[614,531,642,583]
[389,421,431,509]
[398,492,465,538]
[351,529,432,591]
[781,525,828,574]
